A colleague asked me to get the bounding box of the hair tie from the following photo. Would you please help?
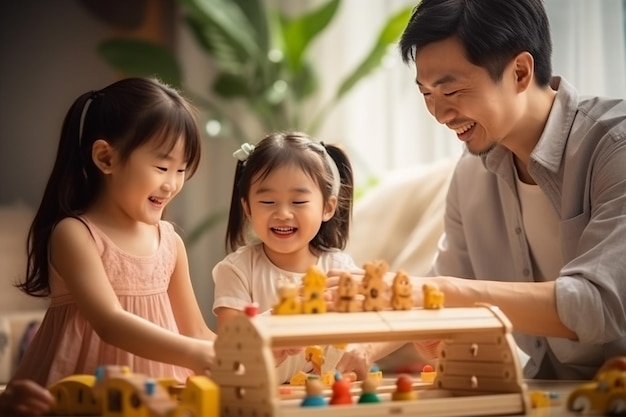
[78,90,102,147]
[233,143,255,161]
[310,141,341,197]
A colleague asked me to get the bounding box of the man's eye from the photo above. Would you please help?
[444,90,459,97]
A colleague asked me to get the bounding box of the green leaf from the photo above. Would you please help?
[335,5,413,99]
[280,0,340,72]
[180,0,263,64]
[97,39,182,88]
[230,0,270,54]
[212,72,251,98]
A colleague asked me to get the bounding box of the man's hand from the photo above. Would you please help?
[334,343,374,380]
[273,347,305,365]
[0,380,54,417]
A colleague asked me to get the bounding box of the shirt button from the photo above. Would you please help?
[535,339,542,349]
[515,227,522,234]
[523,268,530,276]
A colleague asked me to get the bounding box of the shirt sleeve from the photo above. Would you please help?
[212,259,252,315]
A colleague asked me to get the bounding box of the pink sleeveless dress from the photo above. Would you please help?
[12,218,194,386]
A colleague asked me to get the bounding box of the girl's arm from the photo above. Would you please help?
[50,218,214,375]
[215,306,244,332]
[168,232,216,340]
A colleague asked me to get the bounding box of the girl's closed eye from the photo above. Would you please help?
[292,201,309,205]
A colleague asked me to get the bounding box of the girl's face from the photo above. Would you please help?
[243,163,337,271]
[102,137,188,226]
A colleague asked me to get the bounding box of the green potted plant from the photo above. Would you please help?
[97,0,413,244]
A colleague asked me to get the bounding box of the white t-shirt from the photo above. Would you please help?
[516,177,562,281]
[212,243,359,383]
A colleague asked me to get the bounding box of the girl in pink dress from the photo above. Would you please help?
[7,77,215,389]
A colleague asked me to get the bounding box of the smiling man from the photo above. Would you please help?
[399,0,626,379]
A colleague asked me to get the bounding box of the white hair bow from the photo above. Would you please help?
[233,143,255,161]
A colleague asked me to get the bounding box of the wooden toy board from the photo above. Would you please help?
[212,304,531,417]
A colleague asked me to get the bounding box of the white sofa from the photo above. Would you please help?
[346,159,456,371]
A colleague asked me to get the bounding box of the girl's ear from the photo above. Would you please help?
[91,139,116,174]
[322,195,338,222]
[241,197,251,219]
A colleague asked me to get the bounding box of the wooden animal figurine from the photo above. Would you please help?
[272,282,301,315]
[305,345,325,375]
[423,283,444,309]
[361,260,388,311]
[301,265,327,314]
[391,269,413,310]
[336,271,359,312]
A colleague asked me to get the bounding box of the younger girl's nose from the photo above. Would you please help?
[274,204,293,219]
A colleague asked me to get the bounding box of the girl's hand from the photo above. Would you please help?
[190,339,216,377]
[273,347,304,365]
[0,379,54,417]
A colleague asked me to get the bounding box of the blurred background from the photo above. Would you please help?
[1,0,625,330]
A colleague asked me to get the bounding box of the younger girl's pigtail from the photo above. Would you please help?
[225,153,251,253]
[322,144,354,250]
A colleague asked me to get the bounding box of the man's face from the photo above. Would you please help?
[414,36,524,156]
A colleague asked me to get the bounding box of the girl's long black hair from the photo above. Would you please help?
[18,77,202,297]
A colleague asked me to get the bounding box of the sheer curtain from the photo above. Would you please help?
[310,0,626,186]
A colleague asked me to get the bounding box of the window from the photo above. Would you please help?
[310,0,626,185]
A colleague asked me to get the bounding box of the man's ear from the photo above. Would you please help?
[512,51,534,93]
[91,139,116,174]
[322,195,338,222]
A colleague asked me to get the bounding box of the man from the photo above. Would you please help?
[398,0,626,379]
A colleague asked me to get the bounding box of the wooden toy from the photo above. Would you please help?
[301,378,327,407]
[361,260,388,311]
[390,270,413,310]
[367,364,383,382]
[391,374,418,401]
[336,272,360,312]
[566,369,626,414]
[529,390,560,408]
[305,345,324,375]
[329,375,354,405]
[212,303,530,417]
[301,265,327,314]
[420,364,437,383]
[273,282,301,315]
[358,377,382,403]
[45,365,219,417]
[423,283,444,309]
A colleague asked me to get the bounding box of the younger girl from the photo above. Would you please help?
[213,131,363,383]
[11,77,215,387]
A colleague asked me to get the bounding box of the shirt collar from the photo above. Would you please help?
[482,76,579,175]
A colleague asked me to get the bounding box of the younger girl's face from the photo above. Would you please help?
[243,163,337,270]
[105,137,188,226]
